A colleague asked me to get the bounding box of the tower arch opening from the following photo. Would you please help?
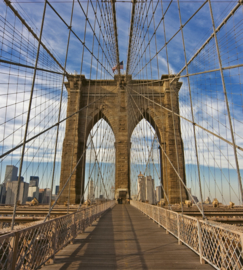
[130,119,163,204]
[84,118,116,204]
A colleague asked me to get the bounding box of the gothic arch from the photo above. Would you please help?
[59,74,187,205]
[129,109,162,145]
[84,109,117,145]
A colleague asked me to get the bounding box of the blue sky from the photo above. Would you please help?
[0,0,243,204]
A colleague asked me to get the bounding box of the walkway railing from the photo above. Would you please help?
[131,200,243,270]
[0,201,115,270]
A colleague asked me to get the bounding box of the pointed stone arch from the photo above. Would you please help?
[59,74,187,204]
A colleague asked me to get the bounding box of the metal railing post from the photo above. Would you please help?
[166,210,169,234]
[10,232,20,270]
[82,210,85,233]
[50,221,57,264]
[197,220,205,264]
[177,213,182,245]
[153,206,155,222]
[70,214,76,245]
[90,207,92,225]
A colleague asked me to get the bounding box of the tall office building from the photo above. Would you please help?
[88,180,95,202]
[137,172,146,201]
[145,176,155,204]
[39,188,51,204]
[55,185,59,195]
[28,176,39,201]
[5,181,29,204]
[29,176,39,187]
[111,186,115,200]
[4,165,18,183]
[0,184,6,204]
[156,186,162,202]
[38,189,45,203]
[45,188,51,204]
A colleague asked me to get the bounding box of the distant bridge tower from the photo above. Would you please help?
[59,75,187,204]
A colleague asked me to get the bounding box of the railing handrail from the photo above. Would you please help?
[0,200,116,269]
[131,200,243,270]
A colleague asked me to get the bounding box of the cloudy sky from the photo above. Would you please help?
[0,0,243,204]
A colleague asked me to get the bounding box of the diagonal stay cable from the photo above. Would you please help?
[127,85,243,152]
[0,86,117,159]
[127,85,206,218]
[4,0,68,74]
[46,0,114,77]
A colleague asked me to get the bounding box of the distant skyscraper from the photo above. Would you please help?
[5,181,29,204]
[156,186,162,202]
[137,172,146,201]
[29,176,39,187]
[55,185,59,195]
[88,180,95,202]
[145,176,155,204]
[0,184,6,204]
[39,188,51,204]
[4,165,18,183]
[111,186,115,199]
[38,189,46,203]
[45,188,51,204]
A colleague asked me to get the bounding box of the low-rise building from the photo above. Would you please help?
[27,186,39,201]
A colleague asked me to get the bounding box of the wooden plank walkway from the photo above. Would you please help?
[42,204,213,270]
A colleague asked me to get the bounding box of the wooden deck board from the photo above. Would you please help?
[41,204,213,270]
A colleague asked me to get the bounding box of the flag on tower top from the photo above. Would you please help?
[112,61,123,73]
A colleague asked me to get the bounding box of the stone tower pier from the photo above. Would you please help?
[59,75,187,204]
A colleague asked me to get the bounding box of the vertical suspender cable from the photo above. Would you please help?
[177,0,205,218]
[49,0,75,216]
[208,0,243,204]
[11,0,48,230]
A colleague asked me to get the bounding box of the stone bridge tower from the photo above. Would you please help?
[58,75,187,205]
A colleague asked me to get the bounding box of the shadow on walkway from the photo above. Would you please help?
[41,204,213,270]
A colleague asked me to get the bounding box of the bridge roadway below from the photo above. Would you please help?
[42,204,213,270]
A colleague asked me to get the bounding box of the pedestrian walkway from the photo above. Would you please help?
[42,204,213,269]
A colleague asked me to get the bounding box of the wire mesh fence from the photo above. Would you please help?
[0,200,115,270]
[131,200,243,270]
